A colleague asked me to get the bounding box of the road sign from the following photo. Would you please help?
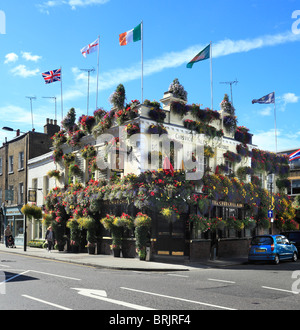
[268,210,273,218]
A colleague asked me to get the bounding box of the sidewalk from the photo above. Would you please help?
[0,244,248,271]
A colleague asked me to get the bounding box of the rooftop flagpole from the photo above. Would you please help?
[210,41,213,110]
[141,20,144,103]
[60,66,63,121]
[273,91,278,153]
[96,36,100,110]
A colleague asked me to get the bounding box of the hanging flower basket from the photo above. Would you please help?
[80,145,97,160]
[69,164,83,177]
[21,204,42,220]
[47,169,61,179]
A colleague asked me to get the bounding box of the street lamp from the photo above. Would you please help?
[267,173,275,234]
[2,126,28,251]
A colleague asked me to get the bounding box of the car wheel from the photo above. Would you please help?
[273,254,280,265]
[292,252,297,262]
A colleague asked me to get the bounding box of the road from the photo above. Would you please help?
[1,250,300,315]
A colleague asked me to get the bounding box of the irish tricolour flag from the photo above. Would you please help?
[119,23,142,46]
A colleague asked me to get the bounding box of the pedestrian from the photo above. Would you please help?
[4,225,12,248]
[45,226,55,252]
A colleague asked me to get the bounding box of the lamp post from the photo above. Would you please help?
[267,173,275,234]
[2,127,28,251]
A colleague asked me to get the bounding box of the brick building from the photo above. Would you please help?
[0,119,59,246]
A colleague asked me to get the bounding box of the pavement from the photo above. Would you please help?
[0,244,248,271]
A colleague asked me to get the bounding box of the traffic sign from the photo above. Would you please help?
[268,210,273,218]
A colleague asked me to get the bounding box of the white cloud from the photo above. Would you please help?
[21,51,42,62]
[258,106,272,116]
[4,53,19,64]
[11,65,40,78]
[253,129,300,152]
[38,0,110,13]
[282,92,299,104]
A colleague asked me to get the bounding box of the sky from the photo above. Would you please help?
[0,0,300,153]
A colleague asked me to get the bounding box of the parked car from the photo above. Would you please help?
[248,235,298,265]
[280,231,300,252]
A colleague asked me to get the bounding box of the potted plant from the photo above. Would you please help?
[100,214,122,257]
[78,216,97,254]
[134,212,151,260]
[66,217,81,253]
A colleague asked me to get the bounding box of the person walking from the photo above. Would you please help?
[45,226,55,252]
[4,225,12,248]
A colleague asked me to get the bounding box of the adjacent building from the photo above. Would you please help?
[0,119,59,245]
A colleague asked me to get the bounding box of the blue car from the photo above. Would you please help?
[248,235,298,265]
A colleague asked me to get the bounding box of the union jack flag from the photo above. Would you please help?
[42,68,61,84]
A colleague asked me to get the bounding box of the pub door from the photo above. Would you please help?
[155,214,189,257]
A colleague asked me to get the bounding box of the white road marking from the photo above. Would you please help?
[121,287,237,310]
[29,270,81,281]
[262,286,299,295]
[22,295,72,310]
[208,278,236,284]
[72,288,155,310]
[167,274,189,278]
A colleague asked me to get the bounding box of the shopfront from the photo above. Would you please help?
[4,206,24,246]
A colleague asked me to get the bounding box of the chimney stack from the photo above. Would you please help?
[44,118,60,136]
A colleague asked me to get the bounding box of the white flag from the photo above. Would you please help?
[81,37,99,58]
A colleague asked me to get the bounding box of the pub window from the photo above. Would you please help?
[257,173,264,188]
[225,160,233,176]
[204,156,209,171]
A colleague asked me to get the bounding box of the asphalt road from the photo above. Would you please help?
[1,250,300,315]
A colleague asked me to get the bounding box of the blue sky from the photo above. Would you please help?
[0,0,300,152]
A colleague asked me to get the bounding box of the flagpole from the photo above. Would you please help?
[210,41,213,110]
[141,20,144,104]
[60,66,63,121]
[96,35,100,110]
[274,91,278,153]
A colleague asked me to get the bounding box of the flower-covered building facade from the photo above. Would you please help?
[30,80,297,260]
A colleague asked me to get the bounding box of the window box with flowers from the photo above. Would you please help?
[223,150,241,164]
[145,100,166,123]
[235,126,252,144]
[125,122,140,137]
[189,104,220,123]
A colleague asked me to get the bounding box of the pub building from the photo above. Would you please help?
[27,84,289,261]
